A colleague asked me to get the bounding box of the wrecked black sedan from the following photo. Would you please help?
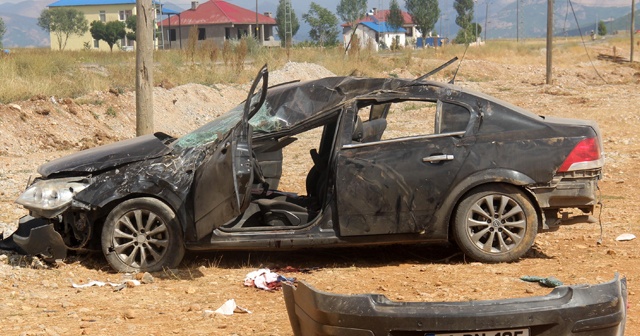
[2,65,604,272]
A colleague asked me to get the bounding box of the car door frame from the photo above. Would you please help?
[333,96,477,238]
[191,66,269,240]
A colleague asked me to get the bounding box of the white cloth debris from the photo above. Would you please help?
[243,268,280,290]
[615,233,636,241]
[203,299,252,316]
[71,279,141,288]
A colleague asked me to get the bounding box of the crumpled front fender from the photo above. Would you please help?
[0,215,67,260]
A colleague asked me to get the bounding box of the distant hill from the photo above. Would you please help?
[566,8,640,36]
[484,0,632,39]
[1,0,51,18]
[0,0,51,48]
[0,12,49,48]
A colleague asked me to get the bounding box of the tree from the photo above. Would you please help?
[597,20,607,36]
[126,15,136,41]
[0,17,5,49]
[276,0,300,46]
[37,8,89,50]
[337,0,367,53]
[406,0,440,47]
[336,0,367,26]
[386,0,405,33]
[472,22,482,37]
[453,0,474,44]
[90,20,126,52]
[303,2,339,47]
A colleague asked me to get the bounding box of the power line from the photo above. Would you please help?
[567,0,607,83]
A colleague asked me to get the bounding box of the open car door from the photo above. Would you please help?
[191,66,269,240]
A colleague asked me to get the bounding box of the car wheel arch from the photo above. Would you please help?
[90,192,190,242]
[448,182,544,233]
[436,169,544,237]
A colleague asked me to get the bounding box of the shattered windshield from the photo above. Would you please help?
[172,104,244,150]
[172,96,279,150]
[173,77,348,150]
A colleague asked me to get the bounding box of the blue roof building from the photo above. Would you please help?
[360,22,406,34]
[346,20,409,52]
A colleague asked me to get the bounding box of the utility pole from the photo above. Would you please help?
[517,0,520,42]
[546,0,553,84]
[136,0,154,136]
[484,1,489,43]
[474,0,478,44]
[284,0,292,57]
[255,0,258,40]
[632,0,636,62]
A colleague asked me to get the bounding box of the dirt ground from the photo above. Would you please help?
[0,53,639,335]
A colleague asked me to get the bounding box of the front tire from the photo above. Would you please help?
[102,197,185,272]
[452,184,537,263]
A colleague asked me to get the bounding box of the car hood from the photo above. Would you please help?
[38,133,174,178]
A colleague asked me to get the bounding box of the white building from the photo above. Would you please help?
[345,21,407,51]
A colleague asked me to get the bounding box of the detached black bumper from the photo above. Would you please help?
[0,215,67,260]
[283,275,627,336]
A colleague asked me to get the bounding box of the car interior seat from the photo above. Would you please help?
[360,118,387,142]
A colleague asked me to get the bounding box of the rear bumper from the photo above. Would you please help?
[531,174,599,211]
[283,275,627,336]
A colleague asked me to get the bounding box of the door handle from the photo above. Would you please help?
[423,154,454,163]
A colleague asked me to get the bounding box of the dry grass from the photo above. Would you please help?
[0,36,636,104]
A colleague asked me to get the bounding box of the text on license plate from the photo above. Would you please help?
[425,329,530,336]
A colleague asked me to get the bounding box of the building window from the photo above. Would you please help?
[198,28,205,40]
[99,11,106,22]
[120,37,134,49]
[225,27,231,40]
[119,10,132,21]
[93,39,99,48]
[169,29,177,41]
[406,27,414,37]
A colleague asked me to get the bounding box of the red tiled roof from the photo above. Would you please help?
[160,0,276,26]
[341,9,414,27]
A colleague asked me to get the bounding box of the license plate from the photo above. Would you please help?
[425,329,530,336]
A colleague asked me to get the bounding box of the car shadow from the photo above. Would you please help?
[180,243,467,273]
[522,243,556,260]
[4,242,553,277]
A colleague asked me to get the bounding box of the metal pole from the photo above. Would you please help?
[474,0,478,44]
[255,0,258,39]
[517,0,520,42]
[546,0,553,84]
[484,1,489,42]
[632,0,636,62]
[136,0,154,136]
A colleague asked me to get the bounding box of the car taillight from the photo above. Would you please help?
[558,137,602,172]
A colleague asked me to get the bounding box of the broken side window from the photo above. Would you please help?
[354,100,470,143]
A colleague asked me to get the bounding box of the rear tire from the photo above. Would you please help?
[452,184,537,263]
[102,197,185,272]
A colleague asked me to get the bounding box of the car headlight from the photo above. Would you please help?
[16,178,90,218]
